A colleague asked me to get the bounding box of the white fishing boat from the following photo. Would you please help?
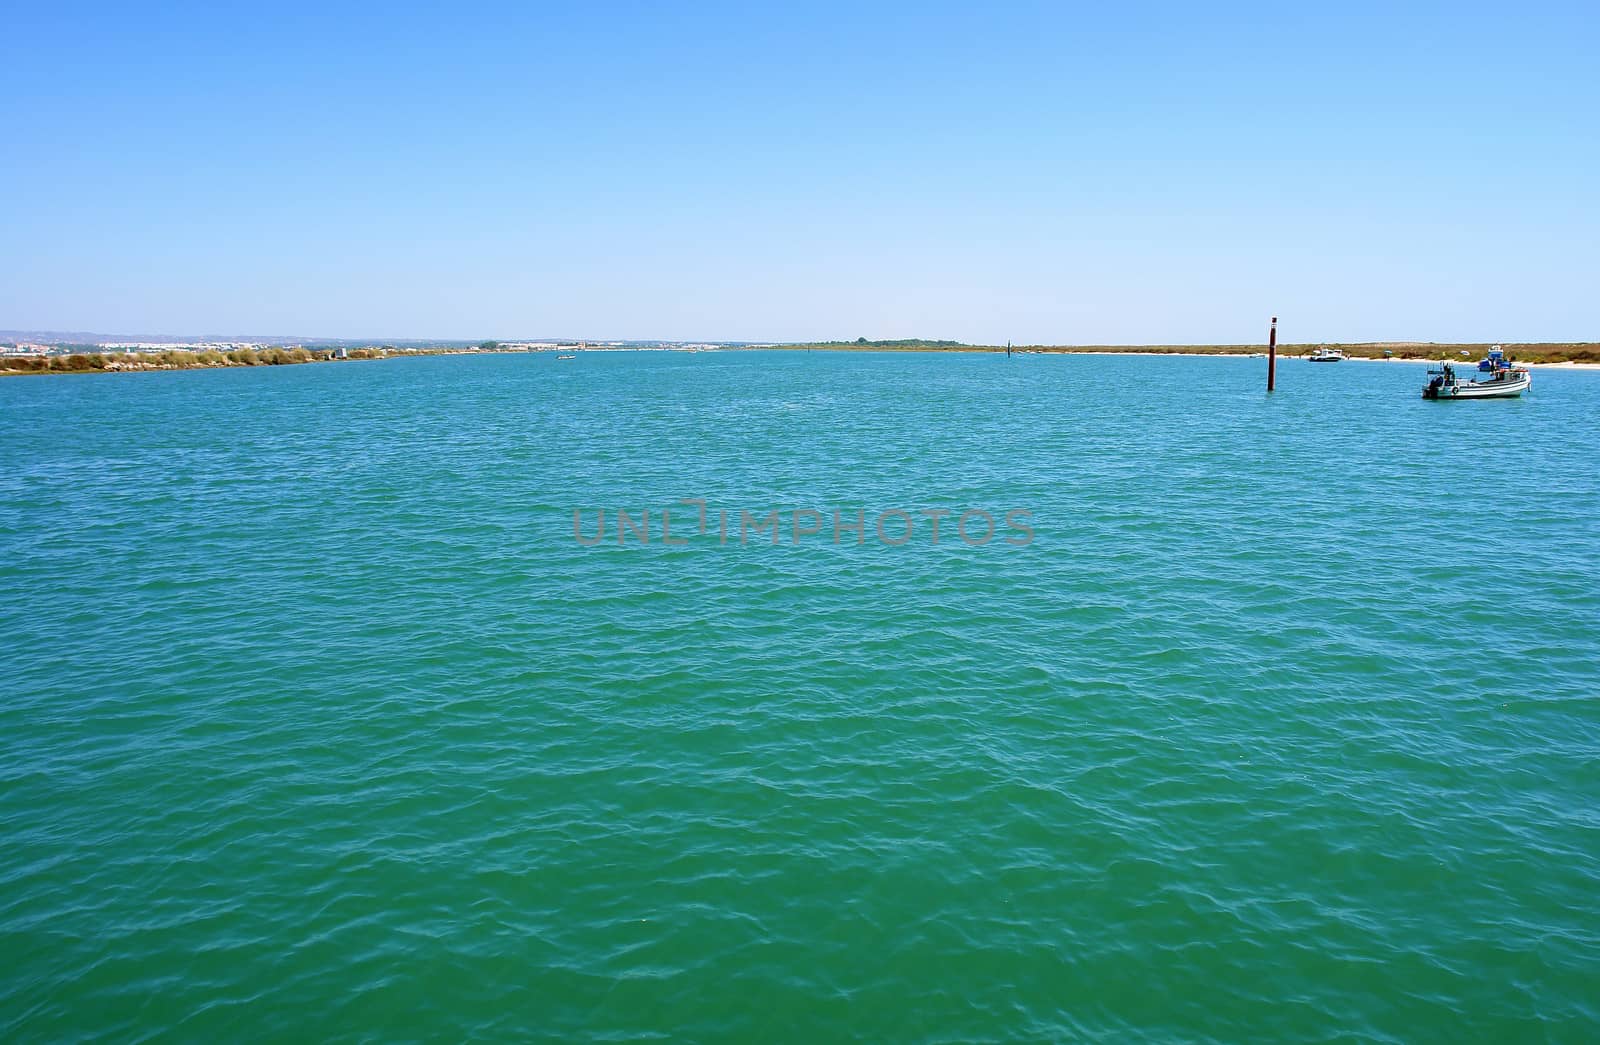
[1308,347,1345,362]
[1422,347,1530,399]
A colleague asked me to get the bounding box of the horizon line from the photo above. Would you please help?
[4,329,1595,348]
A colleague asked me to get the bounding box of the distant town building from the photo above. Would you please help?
[97,341,270,352]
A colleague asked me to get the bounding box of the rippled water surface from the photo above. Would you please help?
[3,351,1598,1040]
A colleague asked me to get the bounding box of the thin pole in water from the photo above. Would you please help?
[1267,316,1278,392]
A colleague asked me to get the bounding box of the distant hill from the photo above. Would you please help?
[0,329,324,346]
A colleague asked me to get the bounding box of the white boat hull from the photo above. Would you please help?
[1423,372,1531,399]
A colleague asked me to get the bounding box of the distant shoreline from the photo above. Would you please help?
[0,345,510,377]
[781,341,1600,365]
[5,341,1598,376]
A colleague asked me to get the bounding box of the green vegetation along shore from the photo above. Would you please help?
[6,340,1598,376]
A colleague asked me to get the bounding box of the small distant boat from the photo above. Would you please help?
[1476,345,1512,372]
[1423,347,1530,399]
[556,353,577,360]
[1308,347,1346,362]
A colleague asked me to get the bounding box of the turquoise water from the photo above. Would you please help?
[2,351,1598,1041]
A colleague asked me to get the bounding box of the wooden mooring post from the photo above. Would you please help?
[1267,316,1278,392]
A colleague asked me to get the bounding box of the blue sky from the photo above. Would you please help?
[4,1,1596,343]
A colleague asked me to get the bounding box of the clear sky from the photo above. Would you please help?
[5,1,1597,343]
